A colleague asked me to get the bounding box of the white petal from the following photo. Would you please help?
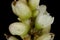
[36,15,54,27]
[37,5,47,15]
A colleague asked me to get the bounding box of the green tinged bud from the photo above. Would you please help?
[28,0,40,10]
[11,1,32,21]
[33,10,39,18]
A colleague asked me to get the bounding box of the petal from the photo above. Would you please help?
[36,15,54,27]
[37,5,47,15]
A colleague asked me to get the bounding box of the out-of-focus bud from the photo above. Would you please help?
[35,14,54,30]
[36,33,55,40]
[7,36,18,40]
[11,1,32,21]
[28,0,40,10]
[9,22,30,38]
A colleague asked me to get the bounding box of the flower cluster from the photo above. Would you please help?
[5,0,55,40]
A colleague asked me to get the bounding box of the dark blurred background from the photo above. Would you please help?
[0,0,60,40]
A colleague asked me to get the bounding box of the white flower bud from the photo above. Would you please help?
[11,1,32,21]
[28,0,40,10]
[9,22,30,37]
[36,33,55,40]
[35,14,54,30]
[8,36,18,40]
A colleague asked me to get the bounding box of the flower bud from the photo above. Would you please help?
[11,1,32,21]
[35,14,54,30]
[9,22,30,38]
[36,33,55,40]
[28,0,40,10]
[7,36,18,40]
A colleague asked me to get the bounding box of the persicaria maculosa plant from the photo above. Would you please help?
[4,0,55,40]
